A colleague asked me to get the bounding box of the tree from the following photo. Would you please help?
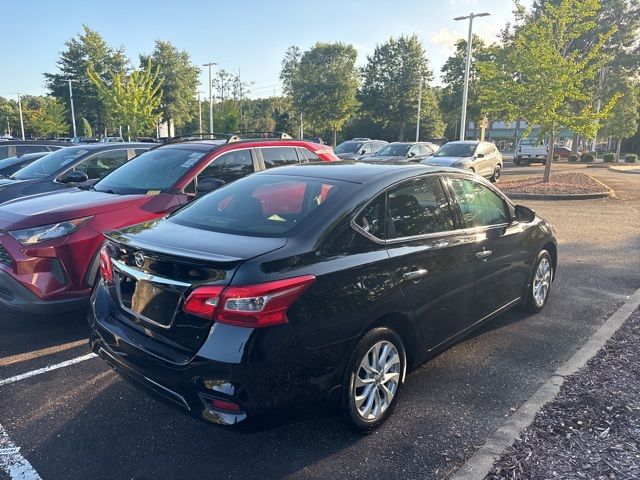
[601,78,640,157]
[283,42,359,145]
[22,96,69,138]
[478,0,617,182]
[44,26,128,134]
[360,35,443,141]
[440,36,499,140]
[88,60,162,139]
[140,41,199,131]
[0,97,20,137]
[81,116,93,137]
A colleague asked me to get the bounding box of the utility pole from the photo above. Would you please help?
[454,11,490,141]
[203,62,217,133]
[15,93,25,140]
[197,91,204,133]
[300,113,304,139]
[591,67,608,152]
[66,79,77,137]
[416,76,423,142]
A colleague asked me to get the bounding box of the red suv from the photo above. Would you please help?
[0,134,337,314]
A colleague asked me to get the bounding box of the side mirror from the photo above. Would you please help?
[360,149,366,155]
[476,153,485,158]
[514,204,536,223]
[197,178,225,194]
[59,171,89,184]
[407,151,416,158]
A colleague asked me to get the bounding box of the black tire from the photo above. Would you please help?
[514,157,521,165]
[340,327,406,433]
[522,250,553,313]
[490,164,502,183]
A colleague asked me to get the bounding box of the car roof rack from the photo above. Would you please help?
[233,131,293,140]
[166,132,241,144]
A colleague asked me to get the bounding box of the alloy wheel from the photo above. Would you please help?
[533,257,552,307]
[353,340,401,421]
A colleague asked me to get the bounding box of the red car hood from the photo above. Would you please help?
[0,189,149,230]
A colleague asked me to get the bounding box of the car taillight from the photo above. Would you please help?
[99,246,113,283]
[182,275,316,327]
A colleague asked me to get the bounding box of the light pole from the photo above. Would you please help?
[415,76,423,141]
[591,67,608,152]
[454,12,490,141]
[66,79,77,137]
[202,62,217,134]
[197,91,204,133]
[15,93,25,140]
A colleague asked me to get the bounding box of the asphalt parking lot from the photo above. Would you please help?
[1,163,639,480]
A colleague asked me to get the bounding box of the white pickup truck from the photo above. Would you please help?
[515,138,549,165]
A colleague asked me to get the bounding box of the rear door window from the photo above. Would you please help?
[261,147,301,168]
[197,149,254,184]
[355,194,387,240]
[300,147,320,162]
[387,176,456,238]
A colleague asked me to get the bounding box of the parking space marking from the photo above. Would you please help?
[0,339,88,368]
[0,353,97,388]
[0,422,42,480]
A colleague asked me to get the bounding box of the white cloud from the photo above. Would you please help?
[429,27,464,53]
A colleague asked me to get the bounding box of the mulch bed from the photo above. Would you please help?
[499,173,610,195]
[487,308,640,479]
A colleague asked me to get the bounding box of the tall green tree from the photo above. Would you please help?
[360,35,443,141]
[600,78,640,157]
[439,36,499,140]
[88,60,162,139]
[479,0,617,182]
[0,97,20,137]
[44,26,128,135]
[283,42,359,145]
[22,96,69,137]
[139,41,199,131]
[81,116,93,137]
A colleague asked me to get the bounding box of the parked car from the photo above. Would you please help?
[422,140,503,182]
[363,142,437,163]
[553,146,572,159]
[515,138,548,164]
[0,152,49,179]
[100,136,125,143]
[0,136,336,314]
[334,139,388,160]
[89,162,557,431]
[70,136,99,144]
[0,143,151,205]
[0,140,67,161]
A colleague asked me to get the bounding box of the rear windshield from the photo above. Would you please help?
[375,144,411,157]
[434,143,477,157]
[11,147,88,179]
[169,174,347,237]
[334,141,363,154]
[93,146,208,194]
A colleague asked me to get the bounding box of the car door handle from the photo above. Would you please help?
[403,268,429,281]
[476,250,493,260]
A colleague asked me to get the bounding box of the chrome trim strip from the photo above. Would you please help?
[111,259,191,288]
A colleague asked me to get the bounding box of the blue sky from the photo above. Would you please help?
[0,0,527,100]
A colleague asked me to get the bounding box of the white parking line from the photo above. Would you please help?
[0,353,97,388]
[0,422,42,480]
[0,340,88,367]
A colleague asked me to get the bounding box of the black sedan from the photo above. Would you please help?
[0,143,151,204]
[0,151,49,178]
[89,163,557,431]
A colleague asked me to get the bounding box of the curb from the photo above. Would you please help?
[448,287,640,480]
[608,165,640,174]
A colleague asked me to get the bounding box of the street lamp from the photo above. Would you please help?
[197,91,205,134]
[454,12,490,141]
[202,62,217,134]
[14,93,25,140]
[65,79,77,138]
[416,75,423,141]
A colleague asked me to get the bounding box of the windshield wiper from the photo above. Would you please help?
[92,187,119,195]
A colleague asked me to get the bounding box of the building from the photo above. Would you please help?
[467,120,574,151]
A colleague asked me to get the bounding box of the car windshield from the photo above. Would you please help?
[93,146,208,195]
[434,143,477,157]
[334,141,363,154]
[168,174,348,237]
[374,144,411,157]
[11,147,88,179]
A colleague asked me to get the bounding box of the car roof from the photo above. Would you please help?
[446,140,481,145]
[254,161,457,184]
[2,140,69,146]
[64,142,152,151]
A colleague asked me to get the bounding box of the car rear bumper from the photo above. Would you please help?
[0,269,88,314]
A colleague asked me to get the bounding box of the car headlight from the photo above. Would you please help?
[10,216,92,245]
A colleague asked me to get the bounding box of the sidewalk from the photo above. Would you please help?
[487,307,640,479]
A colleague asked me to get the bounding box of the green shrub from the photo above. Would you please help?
[568,154,578,162]
[625,154,638,163]
[553,154,560,161]
[603,153,616,163]
[581,151,596,162]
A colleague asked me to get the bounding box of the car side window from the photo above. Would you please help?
[16,145,48,156]
[300,147,320,162]
[134,148,149,156]
[198,149,254,184]
[261,147,300,168]
[361,143,373,154]
[0,146,8,159]
[75,149,130,179]
[354,194,387,240]
[449,178,509,227]
[387,177,455,238]
[419,144,432,156]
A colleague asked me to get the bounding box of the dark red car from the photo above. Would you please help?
[0,136,337,314]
